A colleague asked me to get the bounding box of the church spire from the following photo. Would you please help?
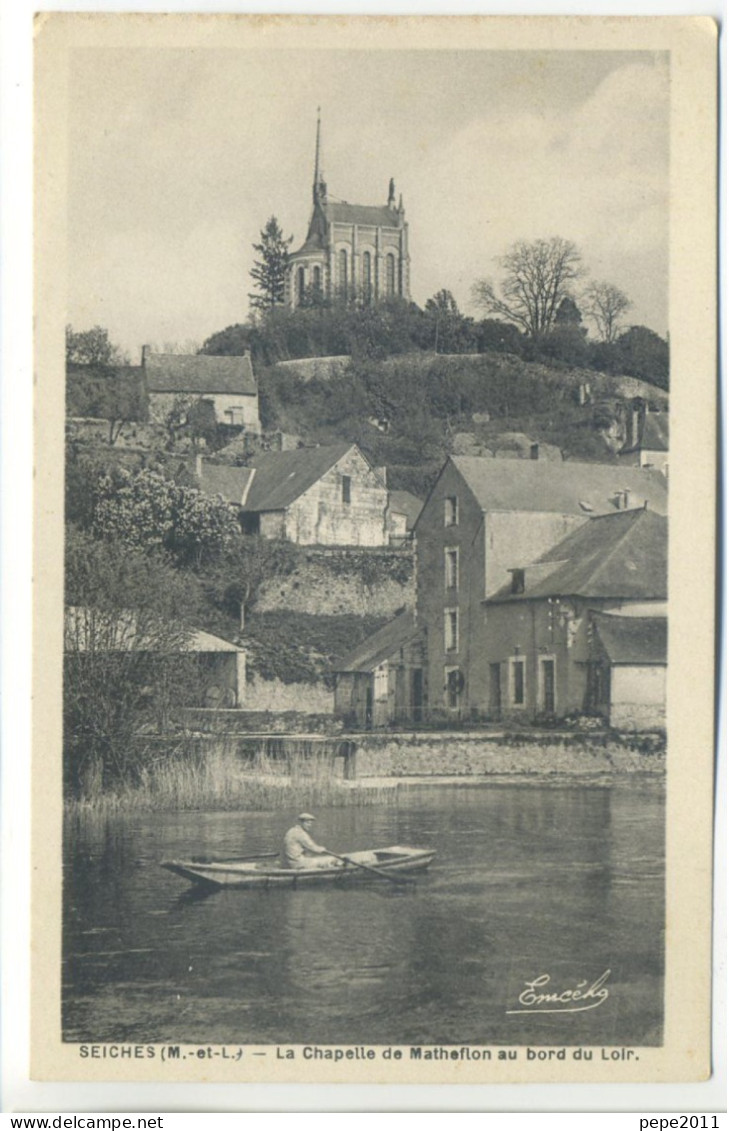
[313,109,327,206]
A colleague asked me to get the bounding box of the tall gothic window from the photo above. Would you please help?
[386,253,396,297]
[297,267,306,306]
[362,251,372,304]
[312,265,321,294]
[338,249,348,298]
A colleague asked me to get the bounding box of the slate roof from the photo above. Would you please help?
[197,463,255,506]
[622,412,669,454]
[592,613,667,665]
[388,490,424,530]
[241,443,358,512]
[333,611,417,674]
[448,456,668,518]
[198,444,360,512]
[65,607,242,653]
[487,508,667,604]
[325,202,403,228]
[144,352,257,396]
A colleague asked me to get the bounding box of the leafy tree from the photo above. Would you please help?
[554,296,584,327]
[423,290,476,354]
[186,398,219,450]
[472,237,585,337]
[583,281,633,343]
[475,319,525,356]
[67,364,146,444]
[200,323,252,357]
[63,528,202,794]
[66,326,141,443]
[615,325,669,390]
[249,216,293,312]
[66,324,128,366]
[91,466,240,567]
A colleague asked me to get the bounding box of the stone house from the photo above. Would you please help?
[196,443,390,546]
[480,508,667,728]
[618,398,669,475]
[412,455,668,720]
[142,347,260,431]
[332,611,422,728]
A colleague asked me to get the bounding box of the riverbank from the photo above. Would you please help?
[64,730,664,817]
[350,730,665,779]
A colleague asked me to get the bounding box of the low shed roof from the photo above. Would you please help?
[333,610,417,673]
[592,613,667,665]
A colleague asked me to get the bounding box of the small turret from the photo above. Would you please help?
[388,177,396,207]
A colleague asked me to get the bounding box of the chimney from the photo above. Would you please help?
[529,443,539,460]
[141,344,151,366]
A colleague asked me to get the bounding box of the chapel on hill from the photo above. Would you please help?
[285,115,411,308]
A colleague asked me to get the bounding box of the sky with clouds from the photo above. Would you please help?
[66,48,669,359]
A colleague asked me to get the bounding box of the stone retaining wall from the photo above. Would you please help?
[350,733,664,778]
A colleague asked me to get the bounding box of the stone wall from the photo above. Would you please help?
[255,546,414,616]
[350,732,665,778]
[244,675,334,714]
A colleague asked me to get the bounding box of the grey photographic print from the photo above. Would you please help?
[32,14,716,1087]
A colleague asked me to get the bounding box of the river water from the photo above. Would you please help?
[63,781,664,1047]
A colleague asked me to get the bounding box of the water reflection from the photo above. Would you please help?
[63,782,664,1046]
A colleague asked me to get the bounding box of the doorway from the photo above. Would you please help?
[540,658,556,715]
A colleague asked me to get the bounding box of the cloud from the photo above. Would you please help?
[413,61,668,329]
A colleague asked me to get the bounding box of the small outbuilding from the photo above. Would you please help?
[332,611,423,728]
[588,612,667,730]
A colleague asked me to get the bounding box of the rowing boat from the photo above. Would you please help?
[161,845,435,889]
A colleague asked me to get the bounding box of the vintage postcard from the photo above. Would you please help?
[31,14,717,1089]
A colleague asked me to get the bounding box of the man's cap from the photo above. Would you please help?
[298,812,316,822]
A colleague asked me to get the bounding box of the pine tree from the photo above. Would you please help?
[249,216,293,312]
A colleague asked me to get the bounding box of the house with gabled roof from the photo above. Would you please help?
[412,454,668,721]
[195,443,390,546]
[143,347,260,431]
[479,508,667,728]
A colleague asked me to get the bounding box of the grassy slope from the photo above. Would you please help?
[260,350,668,496]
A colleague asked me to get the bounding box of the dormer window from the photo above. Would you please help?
[445,496,458,527]
[511,569,525,595]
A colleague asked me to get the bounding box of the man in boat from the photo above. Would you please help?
[282,813,342,870]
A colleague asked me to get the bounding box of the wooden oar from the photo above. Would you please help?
[328,851,416,886]
[190,852,279,864]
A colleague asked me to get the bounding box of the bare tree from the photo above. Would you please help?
[583,281,633,343]
[471,237,585,337]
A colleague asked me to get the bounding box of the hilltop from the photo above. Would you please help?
[256,350,668,496]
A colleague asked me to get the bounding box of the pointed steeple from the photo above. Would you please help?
[388,178,396,207]
[313,109,327,206]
